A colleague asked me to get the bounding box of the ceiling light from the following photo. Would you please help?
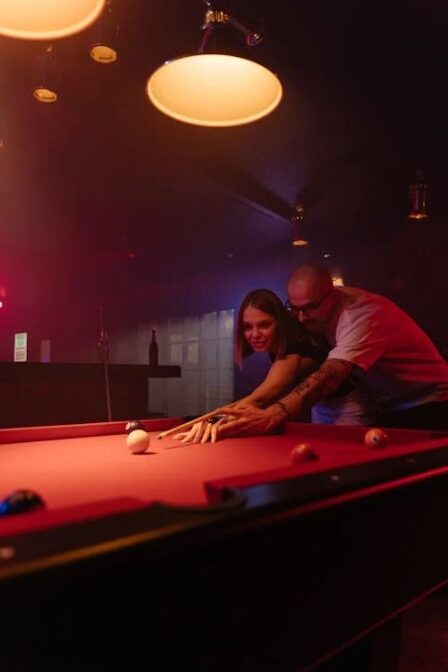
[32,45,58,103]
[33,87,58,103]
[146,7,282,127]
[291,205,308,247]
[331,271,344,287]
[90,44,117,64]
[408,169,429,221]
[0,0,106,40]
[89,0,118,64]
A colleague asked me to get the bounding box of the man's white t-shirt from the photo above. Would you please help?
[325,287,448,412]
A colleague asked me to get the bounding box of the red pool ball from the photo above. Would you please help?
[290,443,319,464]
[364,427,388,449]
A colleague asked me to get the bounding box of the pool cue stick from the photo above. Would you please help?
[99,307,112,422]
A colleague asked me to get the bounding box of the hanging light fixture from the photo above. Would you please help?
[33,44,58,103]
[291,204,308,247]
[0,0,106,40]
[89,0,118,64]
[146,3,283,127]
[330,268,345,286]
[408,169,429,221]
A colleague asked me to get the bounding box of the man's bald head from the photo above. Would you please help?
[288,264,333,302]
[287,264,337,331]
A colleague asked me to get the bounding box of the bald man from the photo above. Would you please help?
[216,264,448,437]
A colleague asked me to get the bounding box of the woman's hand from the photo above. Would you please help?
[171,400,282,445]
[173,415,230,444]
[207,403,287,441]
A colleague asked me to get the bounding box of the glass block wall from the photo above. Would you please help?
[147,310,235,417]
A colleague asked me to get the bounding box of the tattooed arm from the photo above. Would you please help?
[275,358,353,419]
[210,359,353,440]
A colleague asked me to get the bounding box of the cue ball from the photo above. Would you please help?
[290,443,319,464]
[364,427,388,449]
[126,429,150,454]
[125,419,146,434]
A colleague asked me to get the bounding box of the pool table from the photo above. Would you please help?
[1,418,448,671]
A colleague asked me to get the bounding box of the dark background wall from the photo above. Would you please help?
[0,0,446,366]
[2,221,447,365]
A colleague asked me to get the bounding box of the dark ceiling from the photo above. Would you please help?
[0,0,447,326]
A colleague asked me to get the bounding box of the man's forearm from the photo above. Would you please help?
[275,358,352,419]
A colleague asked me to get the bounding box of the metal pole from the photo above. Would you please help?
[98,307,112,421]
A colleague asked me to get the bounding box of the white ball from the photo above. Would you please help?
[126,429,150,454]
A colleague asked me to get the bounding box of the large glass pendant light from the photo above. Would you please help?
[0,0,106,40]
[146,8,283,128]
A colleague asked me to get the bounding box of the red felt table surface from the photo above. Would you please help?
[1,420,446,537]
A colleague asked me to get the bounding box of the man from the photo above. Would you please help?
[216,264,448,437]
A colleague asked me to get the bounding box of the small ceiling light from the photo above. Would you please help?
[33,86,58,103]
[32,45,58,103]
[408,169,429,221]
[89,0,118,64]
[146,5,282,127]
[0,0,106,40]
[90,44,117,64]
[291,204,308,247]
[331,272,344,287]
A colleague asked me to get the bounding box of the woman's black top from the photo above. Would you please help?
[269,316,354,398]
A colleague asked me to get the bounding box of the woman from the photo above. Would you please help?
[233,288,324,409]
[174,288,376,443]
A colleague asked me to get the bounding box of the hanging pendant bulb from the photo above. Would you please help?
[32,44,58,103]
[408,169,429,221]
[89,0,118,64]
[90,43,117,64]
[291,205,308,247]
[0,0,106,40]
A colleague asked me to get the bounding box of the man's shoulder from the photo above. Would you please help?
[338,286,397,315]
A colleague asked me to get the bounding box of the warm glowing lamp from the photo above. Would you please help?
[0,0,106,40]
[408,170,429,221]
[146,8,282,127]
[33,86,58,103]
[90,44,117,63]
[89,0,118,63]
[291,205,308,247]
[147,54,282,127]
[331,272,345,287]
[32,44,58,103]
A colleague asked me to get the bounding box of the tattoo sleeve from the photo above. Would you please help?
[279,358,353,418]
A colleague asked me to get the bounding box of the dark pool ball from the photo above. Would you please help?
[125,420,146,434]
[290,443,319,464]
[0,489,45,517]
[364,427,388,449]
